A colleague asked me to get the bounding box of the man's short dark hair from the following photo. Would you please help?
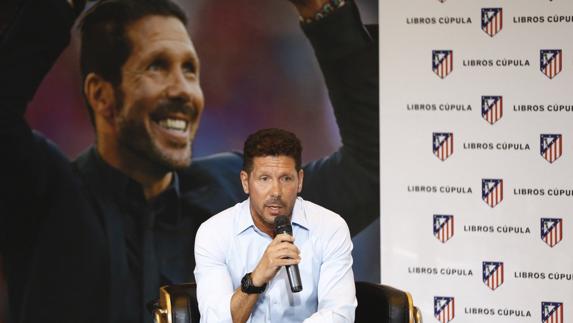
[78,0,188,125]
[243,128,303,173]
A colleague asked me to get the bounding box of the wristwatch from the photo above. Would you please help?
[241,272,267,294]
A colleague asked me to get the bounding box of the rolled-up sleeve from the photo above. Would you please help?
[304,219,356,323]
[194,222,235,323]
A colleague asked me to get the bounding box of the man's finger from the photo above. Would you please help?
[273,257,301,267]
[273,233,295,243]
[271,248,301,261]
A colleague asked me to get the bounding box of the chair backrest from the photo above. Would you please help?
[355,282,422,323]
[154,281,421,323]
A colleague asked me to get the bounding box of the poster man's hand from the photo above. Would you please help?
[285,0,331,20]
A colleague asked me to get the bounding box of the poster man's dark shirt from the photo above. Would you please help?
[92,152,194,323]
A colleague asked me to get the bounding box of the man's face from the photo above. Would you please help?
[240,155,304,235]
[114,15,204,171]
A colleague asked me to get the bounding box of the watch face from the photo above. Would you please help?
[241,273,251,292]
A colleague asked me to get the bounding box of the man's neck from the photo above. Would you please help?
[251,214,274,238]
[97,144,172,200]
[253,222,274,237]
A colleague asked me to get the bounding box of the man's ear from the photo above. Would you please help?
[84,73,117,125]
[297,169,304,193]
[240,170,249,194]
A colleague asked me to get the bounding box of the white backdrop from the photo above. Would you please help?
[380,1,573,322]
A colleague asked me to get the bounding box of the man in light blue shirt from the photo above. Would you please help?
[194,128,356,322]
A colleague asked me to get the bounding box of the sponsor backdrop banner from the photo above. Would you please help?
[380,1,572,322]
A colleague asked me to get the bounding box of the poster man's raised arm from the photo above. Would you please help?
[294,0,379,236]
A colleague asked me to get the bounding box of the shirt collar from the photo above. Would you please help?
[236,200,255,236]
[90,148,134,197]
[93,148,178,191]
[291,197,309,231]
[235,197,309,236]
[90,148,181,210]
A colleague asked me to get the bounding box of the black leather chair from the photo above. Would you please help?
[153,283,200,323]
[355,282,422,323]
[154,282,421,323]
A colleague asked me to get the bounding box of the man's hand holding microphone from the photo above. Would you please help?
[251,215,303,293]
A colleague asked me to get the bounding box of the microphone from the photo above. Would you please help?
[274,215,303,293]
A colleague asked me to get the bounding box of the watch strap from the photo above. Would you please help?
[241,272,267,294]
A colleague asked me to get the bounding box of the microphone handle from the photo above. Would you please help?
[277,228,303,293]
[286,264,303,293]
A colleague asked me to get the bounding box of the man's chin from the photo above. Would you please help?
[263,213,286,225]
[157,152,192,171]
[143,143,192,172]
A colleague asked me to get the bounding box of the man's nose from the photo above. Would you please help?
[165,69,193,101]
[270,180,282,198]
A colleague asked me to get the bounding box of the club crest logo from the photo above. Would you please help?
[540,134,563,163]
[481,95,503,125]
[433,50,453,79]
[482,179,503,208]
[481,8,503,37]
[540,49,563,79]
[541,218,563,248]
[482,261,504,290]
[542,302,564,323]
[434,215,455,243]
[434,296,455,323]
[433,132,454,161]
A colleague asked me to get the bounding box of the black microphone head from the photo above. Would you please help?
[274,215,292,236]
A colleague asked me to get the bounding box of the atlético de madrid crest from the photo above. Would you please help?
[481,8,503,37]
[434,214,454,243]
[541,218,563,248]
[540,134,563,163]
[433,132,454,161]
[482,178,503,208]
[432,50,453,79]
[434,296,455,323]
[540,49,563,79]
[482,261,504,290]
[542,302,564,323]
[481,95,503,125]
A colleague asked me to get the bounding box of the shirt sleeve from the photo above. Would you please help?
[194,222,235,323]
[303,218,357,323]
[0,0,76,206]
[299,0,379,237]
[0,0,75,114]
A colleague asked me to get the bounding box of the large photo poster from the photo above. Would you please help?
[0,0,378,321]
[381,0,572,322]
